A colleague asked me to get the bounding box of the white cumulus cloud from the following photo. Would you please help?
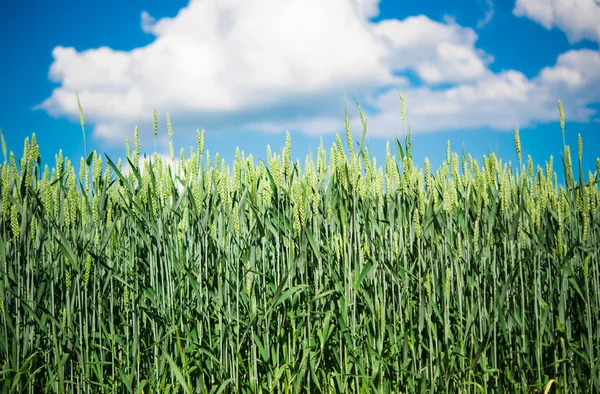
[34,0,600,152]
[372,15,493,84]
[513,0,600,44]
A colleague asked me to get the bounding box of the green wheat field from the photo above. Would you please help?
[0,95,598,393]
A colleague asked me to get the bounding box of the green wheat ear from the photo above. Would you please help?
[0,129,6,162]
[76,91,87,158]
[558,99,565,148]
[514,127,522,164]
[153,108,158,154]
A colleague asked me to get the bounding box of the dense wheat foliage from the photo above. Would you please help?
[0,96,599,393]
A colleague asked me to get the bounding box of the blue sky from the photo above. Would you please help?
[1,0,599,184]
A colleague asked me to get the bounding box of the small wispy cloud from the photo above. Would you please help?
[476,0,495,29]
[141,11,156,34]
